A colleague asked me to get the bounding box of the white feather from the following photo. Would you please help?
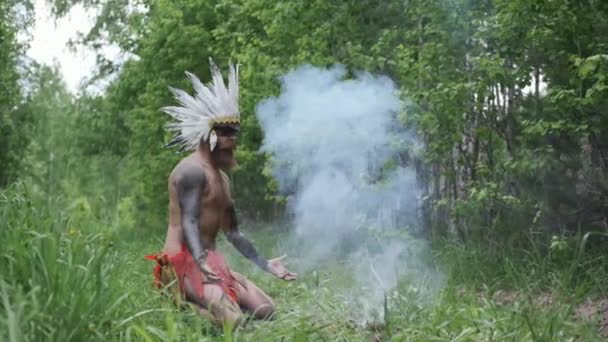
[161,58,240,151]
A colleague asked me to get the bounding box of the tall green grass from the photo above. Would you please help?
[1,181,606,341]
[0,182,124,340]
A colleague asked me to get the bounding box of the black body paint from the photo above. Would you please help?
[177,168,208,266]
[225,206,269,272]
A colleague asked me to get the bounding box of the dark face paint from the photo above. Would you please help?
[214,125,240,151]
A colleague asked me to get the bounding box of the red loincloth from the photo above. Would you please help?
[145,245,238,303]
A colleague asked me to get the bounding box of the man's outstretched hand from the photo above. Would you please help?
[267,255,297,281]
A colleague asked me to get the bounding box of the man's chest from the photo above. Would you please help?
[201,170,233,209]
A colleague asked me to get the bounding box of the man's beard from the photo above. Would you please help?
[212,147,237,171]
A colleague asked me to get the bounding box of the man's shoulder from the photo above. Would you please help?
[169,156,208,186]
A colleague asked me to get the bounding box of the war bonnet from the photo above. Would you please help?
[162,58,240,152]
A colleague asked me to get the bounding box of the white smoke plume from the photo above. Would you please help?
[257,64,443,322]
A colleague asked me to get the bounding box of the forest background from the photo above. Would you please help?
[1,0,608,340]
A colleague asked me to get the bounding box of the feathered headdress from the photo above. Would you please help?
[162,58,240,152]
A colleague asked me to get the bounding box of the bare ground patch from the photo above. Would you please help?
[490,289,555,306]
[471,288,607,337]
[574,298,608,337]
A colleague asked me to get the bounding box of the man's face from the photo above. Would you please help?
[214,125,240,151]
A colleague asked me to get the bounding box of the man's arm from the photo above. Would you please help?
[224,206,270,272]
[177,168,214,275]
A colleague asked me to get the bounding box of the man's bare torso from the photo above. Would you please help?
[164,153,233,255]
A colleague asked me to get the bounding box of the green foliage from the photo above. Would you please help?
[35,0,604,237]
[0,182,120,341]
[0,0,34,186]
[1,184,606,340]
[43,0,608,237]
[1,0,608,338]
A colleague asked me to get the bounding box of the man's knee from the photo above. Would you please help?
[208,300,244,327]
[253,300,275,319]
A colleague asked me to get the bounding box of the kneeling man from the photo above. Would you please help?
[147,59,296,328]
